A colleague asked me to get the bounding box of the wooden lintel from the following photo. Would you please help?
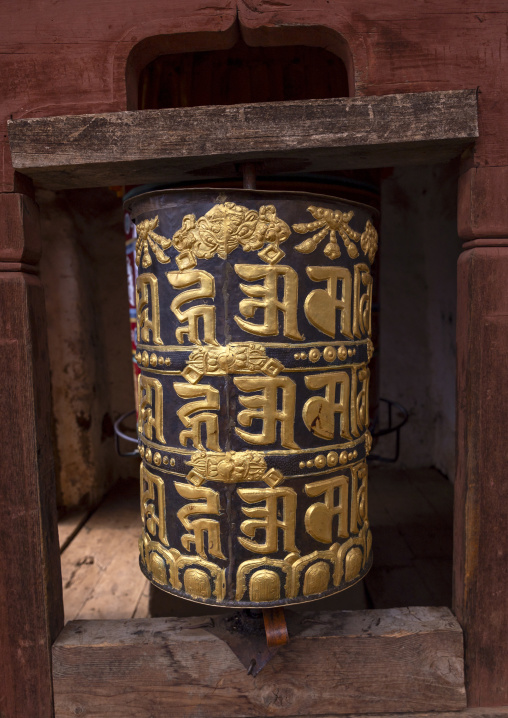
[52,606,466,717]
[8,90,478,190]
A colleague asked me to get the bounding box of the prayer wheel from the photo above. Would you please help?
[126,188,377,607]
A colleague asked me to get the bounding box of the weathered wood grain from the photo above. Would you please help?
[52,607,466,717]
[7,90,478,190]
[0,264,63,717]
[58,509,89,552]
[61,479,147,623]
[454,245,508,706]
[292,711,508,718]
[458,167,508,240]
[0,192,41,264]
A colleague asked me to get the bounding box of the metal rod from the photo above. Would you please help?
[242,162,257,190]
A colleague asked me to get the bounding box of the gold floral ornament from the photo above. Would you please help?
[360,220,378,263]
[185,450,284,488]
[135,217,172,268]
[182,343,284,384]
[293,207,378,263]
[293,206,360,260]
[171,202,291,270]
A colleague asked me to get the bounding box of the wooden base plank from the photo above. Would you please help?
[53,606,466,717]
[304,711,508,718]
[8,90,477,189]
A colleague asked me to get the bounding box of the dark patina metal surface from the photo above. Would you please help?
[126,188,378,608]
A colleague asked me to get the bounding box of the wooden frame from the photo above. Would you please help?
[4,90,488,717]
[8,90,477,190]
[3,0,508,713]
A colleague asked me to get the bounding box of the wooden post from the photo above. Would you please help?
[0,192,64,718]
[454,165,508,705]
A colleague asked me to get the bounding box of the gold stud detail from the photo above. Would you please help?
[337,346,347,361]
[158,356,164,365]
[323,346,336,362]
[153,452,162,466]
[145,448,152,462]
[165,357,171,366]
[294,353,301,360]
[150,353,158,367]
[327,451,338,467]
[314,454,326,469]
[163,456,169,465]
[309,348,321,363]
[139,445,145,458]
[306,459,314,468]
[170,458,176,467]
[339,451,348,465]
[299,461,306,469]
[141,351,149,367]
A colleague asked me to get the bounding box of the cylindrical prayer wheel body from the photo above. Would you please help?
[126,188,377,608]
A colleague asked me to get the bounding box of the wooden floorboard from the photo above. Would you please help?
[60,478,148,623]
[58,509,89,552]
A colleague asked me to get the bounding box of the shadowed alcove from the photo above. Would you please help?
[47,35,457,624]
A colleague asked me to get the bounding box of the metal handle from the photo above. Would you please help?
[114,410,139,457]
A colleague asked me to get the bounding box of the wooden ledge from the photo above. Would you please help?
[8,90,478,190]
[53,606,466,717]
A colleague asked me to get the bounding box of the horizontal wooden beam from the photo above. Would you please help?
[53,606,466,717]
[8,90,477,190]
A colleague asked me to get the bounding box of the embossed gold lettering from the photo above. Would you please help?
[350,462,368,535]
[305,474,349,543]
[234,264,302,340]
[305,266,352,338]
[166,269,218,345]
[174,382,220,450]
[238,486,297,554]
[174,482,225,559]
[140,464,169,546]
[351,365,370,437]
[303,371,352,441]
[138,375,165,443]
[353,263,372,338]
[234,375,299,449]
[136,273,163,345]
